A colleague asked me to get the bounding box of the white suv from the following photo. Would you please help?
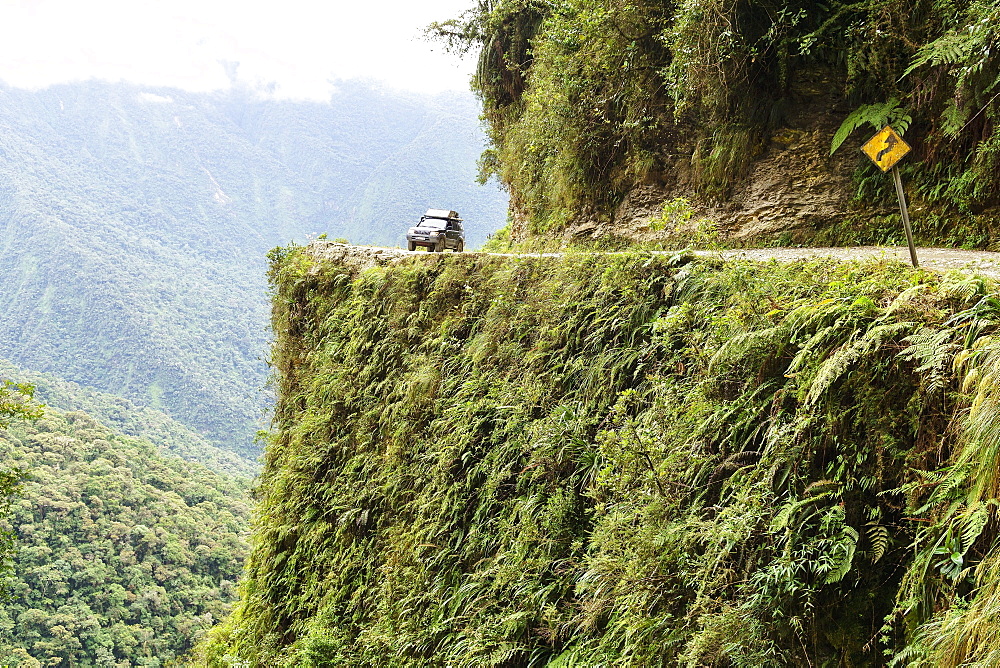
[406,209,465,252]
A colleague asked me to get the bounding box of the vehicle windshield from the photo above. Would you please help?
[420,219,448,230]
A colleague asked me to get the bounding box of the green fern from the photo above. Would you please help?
[830,98,910,155]
[805,322,915,406]
[824,525,860,584]
[901,327,960,393]
[867,523,890,563]
[961,503,990,553]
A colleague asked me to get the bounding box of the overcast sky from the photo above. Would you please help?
[0,0,477,99]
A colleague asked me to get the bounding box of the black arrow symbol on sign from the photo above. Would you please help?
[877,134,898,162]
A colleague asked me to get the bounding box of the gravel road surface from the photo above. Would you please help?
[308,241,1000,280]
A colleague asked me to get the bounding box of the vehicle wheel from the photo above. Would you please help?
[435,238,445,253]
[407,241,416,251]
[456,241,464,252]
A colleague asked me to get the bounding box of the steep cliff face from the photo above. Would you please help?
[458,1,1000,247]
[565,90,862,245]
[206,244,1000,666]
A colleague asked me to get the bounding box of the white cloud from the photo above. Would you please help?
[0,0,476,98]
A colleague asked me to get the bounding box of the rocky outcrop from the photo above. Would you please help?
[560,75,900,246]
[307,240,412,270]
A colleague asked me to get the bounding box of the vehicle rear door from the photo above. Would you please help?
[445,220,461,247]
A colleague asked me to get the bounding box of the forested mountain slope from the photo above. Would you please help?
[0,80,507,455]
[207,245,1000,665]
[436,0,1000,246]
[0,408,250,666]
[0,359,256,478]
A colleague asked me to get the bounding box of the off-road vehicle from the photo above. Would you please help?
[406,209,465,252]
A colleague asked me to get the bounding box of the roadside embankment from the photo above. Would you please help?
[204,245,1000,666]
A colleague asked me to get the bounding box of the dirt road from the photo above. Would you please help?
[308,241,1000,280]
[715,246,1000,279]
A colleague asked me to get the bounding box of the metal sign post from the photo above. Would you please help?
[890,165,918,268]
[862,126,918,268]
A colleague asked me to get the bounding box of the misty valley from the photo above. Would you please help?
[0,78,505,665]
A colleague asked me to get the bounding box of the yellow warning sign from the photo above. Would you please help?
[862,126,911,172]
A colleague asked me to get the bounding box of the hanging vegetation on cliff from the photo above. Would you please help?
[204,246,1000,665]
[430,0,1000,238]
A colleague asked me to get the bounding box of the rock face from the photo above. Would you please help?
[305,241,457,272]
[562,100,869,245]
[307,241,411,270]
[713,123,859,240]
[548,63,930,247]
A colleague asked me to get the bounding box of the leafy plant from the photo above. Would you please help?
[205,247,1000,665]
[433,0,1000,240]
[830,98,912,155]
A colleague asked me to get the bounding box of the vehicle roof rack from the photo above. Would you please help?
[425,208,461,221]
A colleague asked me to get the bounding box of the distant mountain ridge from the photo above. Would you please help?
[0,80,507,455]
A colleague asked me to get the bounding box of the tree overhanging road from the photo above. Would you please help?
[306,241,1000,280]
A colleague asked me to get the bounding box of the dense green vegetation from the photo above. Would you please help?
[0,380,41,589]
[0,80,506,455]
[0,359,256,479]
[207,247,1000,665]
[433,0,1000,239]
[0,408,250,666]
